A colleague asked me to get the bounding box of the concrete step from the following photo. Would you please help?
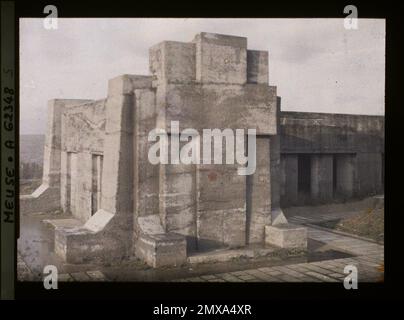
[42,218,82,230]
[188,246,278,264]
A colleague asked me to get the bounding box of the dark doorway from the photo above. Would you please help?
[298,154,311,203]
[91,154,103,216]
[333,154,337,195]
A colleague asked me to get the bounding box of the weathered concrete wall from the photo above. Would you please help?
[25,32,385,268]
[280,112,384,154]
[335,154,355,199]
[60,99,106,221]
[38,32,312,267]
[21,99,93,214]
[356,152,383,196]
[280,154,298,206]
[310,154,333,203]
[149,33,278,253]
[280,111,384,206]
[62,99,106,153]
[247,137,271,244]
[54,75,149,264]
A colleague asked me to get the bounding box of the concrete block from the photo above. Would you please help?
[135,233,187,268]
[247,50,269,84]
[149,41,196,84]
[193,32,247,48]
[193,32,247,84]
[265,224,307,249]
[54,214,132,264]
[20,184,60,214]
[138,214,165,235]
[108,74,153,96]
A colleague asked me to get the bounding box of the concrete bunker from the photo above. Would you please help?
[21,32,384,268]
[279,112,384,207]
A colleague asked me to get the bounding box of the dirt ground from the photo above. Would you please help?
[317,207,384,243]
[18,179,383,281]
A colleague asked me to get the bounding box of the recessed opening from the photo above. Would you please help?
[333,154,337,195]
[91,154,103,216]
[297,154,311,203]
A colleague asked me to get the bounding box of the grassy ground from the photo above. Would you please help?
[20,179,41,195]
[316,207,384,243]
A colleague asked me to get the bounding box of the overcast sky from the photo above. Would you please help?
[20,18,385,135]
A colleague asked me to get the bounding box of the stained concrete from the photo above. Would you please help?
[24,32,284,267]
[279,112,384,206]
[311,154,333,203]
[21,32,384,269]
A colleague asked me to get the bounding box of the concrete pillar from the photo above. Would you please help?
[42,99,64,187]
[311,154,333,203]
[133,87,159,219]
[281,154,298,206]
[161,161,197,251]
[247,50,269,84]
[91,154,103,216]
[270,97,281,210]
[69,152,78,215]
[60,151,70,213]
[54,76,143,263]
[247,136,271,244]
[100,87,134,217]
[335,154,354,199]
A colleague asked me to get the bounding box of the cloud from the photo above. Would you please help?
[19,18,385,134]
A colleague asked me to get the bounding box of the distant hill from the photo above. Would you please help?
[20,134,45,164]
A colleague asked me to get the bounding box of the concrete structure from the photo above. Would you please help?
[20,33,384,267]
[279,112,384,207]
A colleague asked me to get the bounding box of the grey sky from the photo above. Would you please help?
[20,18,385,135]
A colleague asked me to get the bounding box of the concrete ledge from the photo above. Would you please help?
[54,225,129,264]
[265,224,307,249]
[53,210,131,264]
[20,184,60,214]
[188,247,276,264]
[43,218,82,230]
[135,233,187,268]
